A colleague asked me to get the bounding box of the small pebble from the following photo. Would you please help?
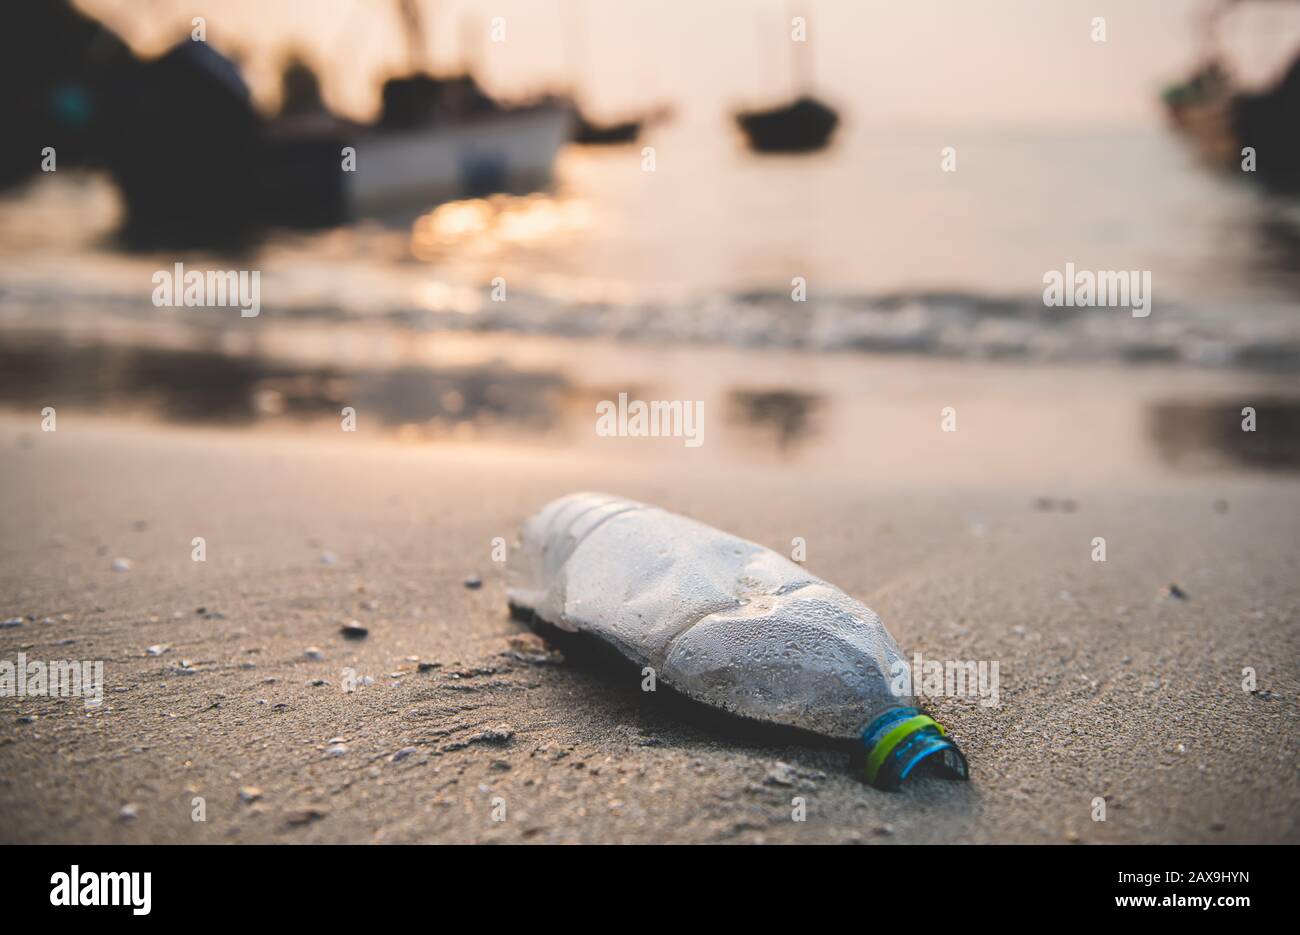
[111,558,133,572]
[391,746,417,762]
[119,804,139,821]
[340,622,368,639]
[145,645,168,657]
[319,552,337,566]
[463,575,482,590]
[1,617,23,628]
[239,786,263,803]
[325,743,348,757]
[764,762,799,787]
[303,647,324,661]
[285,808,325,827]
[1163,583,1189,601]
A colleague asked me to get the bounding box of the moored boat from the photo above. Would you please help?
[735,95,839,154]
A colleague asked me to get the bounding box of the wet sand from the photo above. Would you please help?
[0,350,1298,844]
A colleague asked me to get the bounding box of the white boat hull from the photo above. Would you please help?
[345,106,572,217]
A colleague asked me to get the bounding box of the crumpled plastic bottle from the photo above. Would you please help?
[507,492,969,791]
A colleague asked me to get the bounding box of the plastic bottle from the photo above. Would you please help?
[507,492,969,790]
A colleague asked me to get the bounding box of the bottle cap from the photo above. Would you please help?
[861,706,969,791]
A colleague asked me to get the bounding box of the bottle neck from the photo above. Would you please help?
[860,706,969,791]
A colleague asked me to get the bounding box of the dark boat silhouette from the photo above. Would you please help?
[1232,53,1300,192]
[733,5,839,154]
[1161,0,1300,193]
[735,95,838,154]
[572,112,643,145]
[571,103,672,146]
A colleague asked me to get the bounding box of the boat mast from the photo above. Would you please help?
[788,0,812,95]
[395,0,429,72]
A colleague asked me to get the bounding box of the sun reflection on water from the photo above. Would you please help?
[410,194,593,260]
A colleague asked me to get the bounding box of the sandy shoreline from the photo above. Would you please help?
[1,387,1296,843]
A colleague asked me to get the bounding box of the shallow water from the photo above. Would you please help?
[2,126,1299,369]
[2,120,1299,478]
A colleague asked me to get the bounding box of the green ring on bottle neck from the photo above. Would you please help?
[863,714,945,786]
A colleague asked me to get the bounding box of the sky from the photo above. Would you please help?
[78,0,1300,129]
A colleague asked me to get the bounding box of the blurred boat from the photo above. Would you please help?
[1162,60,1238,168]
[574,114,644,144]
[570,104,672,146]
[1163,54,1300,193]
[733,5,839,154]
[0,0,570,244]
[349,104,571,215]
[263,102,572,227]
[735,95,839,154]
[572,112,642,145]
[1232,53,1300,192]
[555,0,668,147]
[1161,0,1300,193]
[265,12,574,227]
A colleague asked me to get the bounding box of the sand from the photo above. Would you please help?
[0,352,1297,843]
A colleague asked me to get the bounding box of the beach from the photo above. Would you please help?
[2,0,1299,849]
[2,345,1297,844]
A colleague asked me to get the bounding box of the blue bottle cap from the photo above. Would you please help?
[861,706,969,791]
